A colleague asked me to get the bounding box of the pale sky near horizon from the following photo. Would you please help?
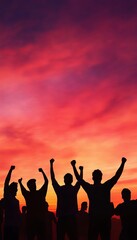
[0,0,137,211]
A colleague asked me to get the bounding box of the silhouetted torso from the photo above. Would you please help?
[3,166,21,240]
[54,184,79,217]
[19,169,48,240]
[22,185,47,221]
[50,159,81,240]
[115,200,137,240]
[2,195,20,227]
[82,180,115,218]
[77,177,117,240]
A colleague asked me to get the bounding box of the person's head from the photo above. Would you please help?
[9,182,18,196]
[121,188,131,202]
[64,173,73,185]
[81,201,88,211]
[92,169,102,184]
[27,179,36,191]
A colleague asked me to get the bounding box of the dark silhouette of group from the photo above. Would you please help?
[0,156,137,240]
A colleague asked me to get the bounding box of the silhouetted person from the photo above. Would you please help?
[20,206,27,240]
[71,157,127,240]
[0,199,4,240]
[77,202,89,240]
[45,201,57,240]
[115,188,137,240]
[3,166,21,240]
[18,168,48,240]
[50,158,83,240]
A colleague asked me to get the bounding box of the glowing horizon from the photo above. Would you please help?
[0,0,137,212]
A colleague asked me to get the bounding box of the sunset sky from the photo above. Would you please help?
[0,0,137,212]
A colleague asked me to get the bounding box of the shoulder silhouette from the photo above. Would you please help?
[115,188,137,240]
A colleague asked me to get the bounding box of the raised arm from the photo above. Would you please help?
[113,157,127,181]
[71,160,91,191]
[79,166,83,179]
[50,158,56,181]
[18,178,28,196]
[38,168,48,194]
[4,165,15,193]
[71,160,82,181]
[38,168,48,185]
[50,158,59,189]
[74,166,83,189]
[106,157,127,187]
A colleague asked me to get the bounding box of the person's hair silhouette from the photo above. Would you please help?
[18,168,48,240]
[71,157,127,240]
[50,158,83,240]
[115,188,137,240]
[64,173,73,185]
[121,188,131,201]
[92,169,102,183]
[80,201,88,212]
[27,179,36,191]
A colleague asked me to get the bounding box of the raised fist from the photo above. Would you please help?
[18,178,22,183]
[11,165,15,170]
[79,166,83,170]
[71,160,76,166]
[122,157,127,164]
[50,158,55,164]
[38,168,43,172]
